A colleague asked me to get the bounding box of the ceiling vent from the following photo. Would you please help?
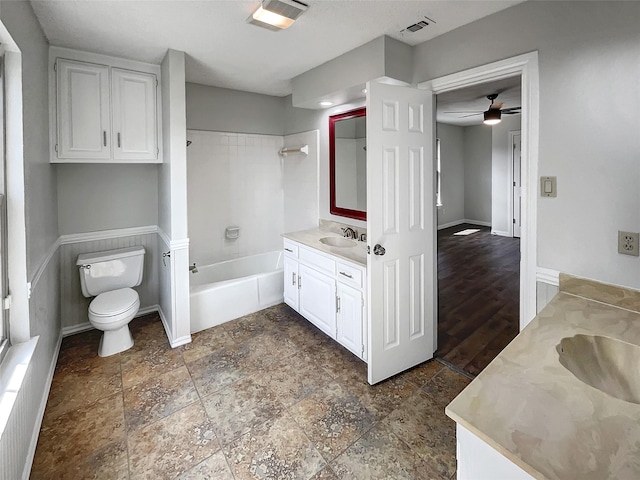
[406,20,429,33]
[247,0,308,31]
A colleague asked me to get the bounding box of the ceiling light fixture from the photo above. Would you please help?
[247,0,308,31]
[483,108,502,125]
[319,101,333,107]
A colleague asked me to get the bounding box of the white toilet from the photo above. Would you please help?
[77,246,146,357]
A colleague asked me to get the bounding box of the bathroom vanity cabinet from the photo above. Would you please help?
[49,47,162,164]
[283,238,367,361]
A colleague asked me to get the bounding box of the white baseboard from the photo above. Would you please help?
[438,219,493,231]
[158,305,192,348]
[22,332,62,480]
[437,220,465,230]
[61,322,93,337]
[61,305,162,337]
[536,267,560,286]
[464,219,492,228]
[491,229,511,237]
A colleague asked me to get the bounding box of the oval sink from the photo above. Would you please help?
[319,236,357,248]
[557,334,640,404]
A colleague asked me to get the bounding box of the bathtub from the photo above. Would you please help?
[189,251,284,333]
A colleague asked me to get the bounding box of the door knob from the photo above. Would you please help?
[373,244,386,256]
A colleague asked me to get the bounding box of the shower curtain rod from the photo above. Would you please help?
[279,145,309,156]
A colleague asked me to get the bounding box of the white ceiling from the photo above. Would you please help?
[30,0,524,98]
[436,76,522,126]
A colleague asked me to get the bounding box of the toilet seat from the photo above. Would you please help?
[89,288,139,325]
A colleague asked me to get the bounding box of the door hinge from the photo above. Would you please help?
[513,218,516,224]
[361,297,364,308]
[361,344,365,358]
[53,62,57,72]
[54,144,58,153]
[3,295,11,310]
[156,78,159,87]
[336,295,340,313]
[513,181,516,187]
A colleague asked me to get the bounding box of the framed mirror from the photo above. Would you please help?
[329,107,367,221]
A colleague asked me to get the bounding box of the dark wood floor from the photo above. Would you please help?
[435,224,520,377]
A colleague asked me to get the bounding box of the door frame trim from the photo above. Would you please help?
[418,51,539,330]
[509,129,522,239]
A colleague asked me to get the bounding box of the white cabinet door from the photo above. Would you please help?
[299,264,336,338]
[283,256,299,310]
[337,282,363,358]
[111,68,158,161]
[56,59,110,159]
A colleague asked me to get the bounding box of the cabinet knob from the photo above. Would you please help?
[373,244,386,256]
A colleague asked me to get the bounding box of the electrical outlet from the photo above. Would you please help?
[618,231,639,257]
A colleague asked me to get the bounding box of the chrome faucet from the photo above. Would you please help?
[341,227,357,239]
[189,263,198,274]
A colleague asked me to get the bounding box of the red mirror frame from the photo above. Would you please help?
[329,107,366,221]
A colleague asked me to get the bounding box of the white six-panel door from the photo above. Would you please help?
[366,81,437,385]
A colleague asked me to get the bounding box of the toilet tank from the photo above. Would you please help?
[77,246,146,297]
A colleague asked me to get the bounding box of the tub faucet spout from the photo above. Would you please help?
[189,263,198,274]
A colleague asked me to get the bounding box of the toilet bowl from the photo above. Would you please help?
[88,288,140,357]
[77,246,146,357]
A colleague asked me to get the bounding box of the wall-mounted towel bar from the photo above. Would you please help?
[279,145,309,156]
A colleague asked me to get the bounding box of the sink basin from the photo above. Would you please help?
[557,334,640,404]
[319,236,357,248]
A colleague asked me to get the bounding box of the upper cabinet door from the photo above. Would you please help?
[56,59,111,159]
[111,68,158,161]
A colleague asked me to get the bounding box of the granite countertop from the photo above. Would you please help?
[282,228,367,267]
[446,280,640,480]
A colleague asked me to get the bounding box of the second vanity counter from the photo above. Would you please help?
[447,276,640,479]
[282,227,367,267]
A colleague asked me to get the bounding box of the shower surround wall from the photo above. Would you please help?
[187,130,285,267]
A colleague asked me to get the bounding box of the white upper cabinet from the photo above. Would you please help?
[50,47,162,163]
[111,68,158,161]
[56,59,111,160]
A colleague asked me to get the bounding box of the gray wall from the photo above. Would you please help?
[186,83,286,135]
[284,98,367,230]
[436,123,465,227]
[0,2,61,478]
[57,165,158,234]
[463,126,492,224]
[413,0,640,289]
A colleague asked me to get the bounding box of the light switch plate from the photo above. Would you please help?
[540,176,557,197]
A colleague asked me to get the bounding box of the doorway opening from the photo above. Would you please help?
[434,76,521,376]
[420,52,539,377]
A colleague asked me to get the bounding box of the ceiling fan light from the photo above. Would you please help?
[483,108,502,125]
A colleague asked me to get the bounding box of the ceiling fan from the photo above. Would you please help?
[445,93,521,125]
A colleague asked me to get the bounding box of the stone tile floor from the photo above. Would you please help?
[31,303,470,480]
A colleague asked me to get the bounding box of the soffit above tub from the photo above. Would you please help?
[29,0,524,98]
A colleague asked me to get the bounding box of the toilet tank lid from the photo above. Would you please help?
[76,246,146,266]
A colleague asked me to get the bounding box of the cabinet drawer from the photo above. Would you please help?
[283,240,299,258]
[337,262,364,289]
[299,246,335,275]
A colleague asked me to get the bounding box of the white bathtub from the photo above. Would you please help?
[189,251,284,333]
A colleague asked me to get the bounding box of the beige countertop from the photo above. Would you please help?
[282,228,367,267]
[446,279,640,480]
